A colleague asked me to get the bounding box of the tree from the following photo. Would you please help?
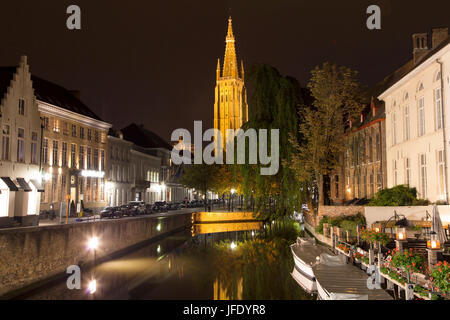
[180,164,218,211]
[239,64,304,221]
[290,62,365,207]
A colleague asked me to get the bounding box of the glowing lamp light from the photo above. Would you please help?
[156,223,161,232]
[230,188,236,194]
[427,233,441,249]
[88,237,99,250]
[88,279,97,294]
[230,242,236,250]
[58,167,62,175]
[396,227,406,240]
[81,170,105,178]
[346,187,351,193]
[251,231,255,237]
[157,245,161,254]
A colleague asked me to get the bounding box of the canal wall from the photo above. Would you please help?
[0,212,192,297]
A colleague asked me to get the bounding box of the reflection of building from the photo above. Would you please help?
[214,17,248,151]
[379,28,449,202]
[35,74,111,213]
[0,56,43,227]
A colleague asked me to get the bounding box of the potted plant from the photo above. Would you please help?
[430,261,450,295]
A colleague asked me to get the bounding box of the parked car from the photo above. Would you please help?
[129,201,146,215]
[100,206,121,219]
[153,201,168,212]
[144,204,154,214]
[119,204,137,216]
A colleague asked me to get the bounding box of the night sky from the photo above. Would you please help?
[1,0,449,141]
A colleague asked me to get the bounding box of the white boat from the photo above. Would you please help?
[313,253,393,300]
[290,237,332,293]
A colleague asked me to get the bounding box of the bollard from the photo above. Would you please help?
[356,225,361,245]
[369,242,375,265]
[323,223,329,238]
[427,248,438,269]
[330,227,335,251]
[337,227,343,242]
[395,239,406,252]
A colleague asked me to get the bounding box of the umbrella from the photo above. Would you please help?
[431,205,447,244]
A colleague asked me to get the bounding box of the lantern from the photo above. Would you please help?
[396,227,406,240]
[427,232,441,249]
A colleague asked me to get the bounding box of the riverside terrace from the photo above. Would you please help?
[301,209,450,300]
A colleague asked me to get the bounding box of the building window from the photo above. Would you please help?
[31,132,38,164]
[405,157,411,186]
[43,138,48,164]
[93,149,99,170]
[375,133,380,161]
[404,105,410,140]
[368,136,373,162]
[393,160,398,186]
[100,178,105,201]
[420,154,427,198]
[87,129,92,141]
[17,128,25,162]
[334,175,339,198]
[369,174,374,197]
[418,97,425,136]
[100,149,105,171]
[43,117,50,130]
[79,146,85,169]
[61,174,66,196]
[61,142,68,167]
[80,127,85,140]
[438,150,445,198]
[18,99,25,115]
[62,122,69,135]
[72,124,77,137]
[435,88,443,130]
[2,124,10,160]
[95,131,99,143]
[52,140,59,166]
[53,119,60,133]
[87,147,92,169]
[392,112,397,145]
[71,144,76,168]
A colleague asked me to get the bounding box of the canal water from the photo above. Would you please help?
[21,223,313,300]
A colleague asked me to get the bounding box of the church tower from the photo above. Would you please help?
[214,16,248,152]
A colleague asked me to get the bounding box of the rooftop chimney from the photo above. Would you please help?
[412,33,428,65]
[431,27,448,49]
[69,90,80,100]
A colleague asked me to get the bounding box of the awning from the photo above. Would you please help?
[0,177,19,191]
[30,179,45,192]
[16,178,32,192]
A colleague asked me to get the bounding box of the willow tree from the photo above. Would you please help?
[290,62,365,207]
[239,64,304,221]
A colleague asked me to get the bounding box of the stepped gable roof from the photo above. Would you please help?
[0,67,17,103]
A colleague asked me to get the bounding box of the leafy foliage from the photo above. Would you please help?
[289,62,365,206]
[430,261,450,294]
[368,185,429,206]
[391,248,425,274]
[360,227,390,246]
[240,64,304,221]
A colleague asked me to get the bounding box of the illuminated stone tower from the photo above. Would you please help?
[214,16,248,152]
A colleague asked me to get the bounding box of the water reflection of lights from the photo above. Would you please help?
[88,279,97,294]
[157,245,161,254]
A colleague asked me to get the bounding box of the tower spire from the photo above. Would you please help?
[222,16,238,78]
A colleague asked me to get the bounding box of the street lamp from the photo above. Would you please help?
[427,231,442,268]
[88,236,99,251]
[230,188,236,212]
[230,241,236,250]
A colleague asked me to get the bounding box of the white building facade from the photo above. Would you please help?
[0,56,43,227]
[379,28,450,202]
